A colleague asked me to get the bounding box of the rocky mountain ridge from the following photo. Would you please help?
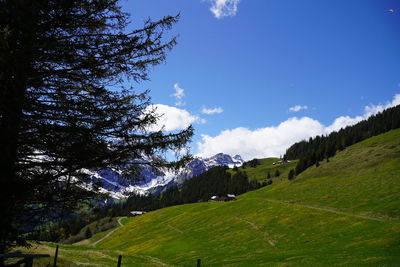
[86,153,244,199]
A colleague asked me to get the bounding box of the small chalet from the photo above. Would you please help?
[128,211,147,217]
[209,194,236,202]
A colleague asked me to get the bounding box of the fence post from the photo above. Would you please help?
[53,245,59,267]
[25,257,34,267]
[117,255,122,267]
[197,258,201,267]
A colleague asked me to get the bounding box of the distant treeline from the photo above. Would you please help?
[284,105,400,175]
[241,158,260,168]
[111,166,268,216]
[32,212,116,243]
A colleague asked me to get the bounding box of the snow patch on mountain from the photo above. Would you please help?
[86,153,244,199]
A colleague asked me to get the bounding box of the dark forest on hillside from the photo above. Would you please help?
[110,166,268,216]
[284,105,400,175]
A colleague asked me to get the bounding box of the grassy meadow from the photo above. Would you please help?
[227,157,298,183]
[21,129,400,266]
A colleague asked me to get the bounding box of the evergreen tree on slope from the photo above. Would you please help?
[0,0,192,253]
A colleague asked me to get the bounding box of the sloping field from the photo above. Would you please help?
[251,128,400,220]
[228,157,298,182]
[97,199,399,266]
[24,129,400,266]
[95,129,400,266]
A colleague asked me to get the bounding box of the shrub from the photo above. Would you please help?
[288,169,295,180]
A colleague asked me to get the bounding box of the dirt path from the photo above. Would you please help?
[233,216,277,247]
[249,197,387,222]
[166,224,184,234]
[89,217,126,247]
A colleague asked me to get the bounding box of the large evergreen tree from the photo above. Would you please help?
[0,0,193,253]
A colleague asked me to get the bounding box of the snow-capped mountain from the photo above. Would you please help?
[174,153,244,184]
[85,153,244,199]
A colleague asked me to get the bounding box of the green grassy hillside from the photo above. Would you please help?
[95,129,400,266]
[23,129,400,266]
[251,128,400,220]
[228,157,298,183]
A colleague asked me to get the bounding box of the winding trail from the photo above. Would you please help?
[89,217,126,247]
[249,197,389,222]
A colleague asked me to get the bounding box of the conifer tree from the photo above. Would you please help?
[0,0,192,253]
[85,227,92,239]
[288,169,295,180]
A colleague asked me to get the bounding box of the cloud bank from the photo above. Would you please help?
[201,106,224,114]
[206,0,240,19]
[325,94,400,133]
[147,104,205,132]
[197,117,324,160]
[197,94,400,160]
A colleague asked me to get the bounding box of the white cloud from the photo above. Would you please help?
[197,117,324,160]
[289,105,308,112]
[201,106,224,115]
[197,94,400,160]
[146,104,205,132]
[205,0,240,19]
[325,93,400,133]
[323,115,364,133]
[364,94,400,117]
[172,83,185,106]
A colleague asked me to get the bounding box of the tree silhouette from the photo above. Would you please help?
[0,0,192,253]
[288,169,295,180]
[85,227,92,239]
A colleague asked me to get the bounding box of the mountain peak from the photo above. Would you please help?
[89,153,244,198]
[233,154,243,161]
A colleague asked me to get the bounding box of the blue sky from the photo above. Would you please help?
[122,0,400,160]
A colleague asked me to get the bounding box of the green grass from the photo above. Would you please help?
[228,158,298,183]
[96,200,399,266]
[22,129,400,266]
[251,128,400,220]
[73,217,135,246]
[20,242,170,267]
[73,225,114,246]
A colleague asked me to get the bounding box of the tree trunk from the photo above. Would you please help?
[0,1,34,253]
